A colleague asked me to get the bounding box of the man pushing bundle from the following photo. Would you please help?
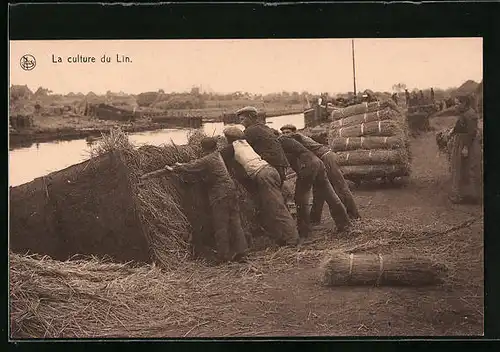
[236,106,290,186]
[279,124,361,221]
[140,137,248,263]
[273,129,351,238]
[220,126,300,247]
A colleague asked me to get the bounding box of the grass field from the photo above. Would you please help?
[9,113,483,338]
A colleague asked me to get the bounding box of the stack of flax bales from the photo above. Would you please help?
[328,100,411,183]
[9,130,258,270]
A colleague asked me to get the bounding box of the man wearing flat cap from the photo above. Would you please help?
[220,126,299,246]
[280,124,360,222]
[236,106,290,186]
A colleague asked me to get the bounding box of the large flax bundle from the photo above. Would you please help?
[9,152,152,265]
[335,149,408,166]
[320,251,447,287]
[339,164,410,179]
[9,129,259,269]
[331,107,400,129]
[330,100,399,121]
[330,136,406,152]
[329,120,402,139]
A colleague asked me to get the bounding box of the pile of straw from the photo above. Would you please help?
[9,252,222,338]
[319,251,447,287]
[328,99,411,183]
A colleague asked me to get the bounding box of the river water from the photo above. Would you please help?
[9,113,305,187]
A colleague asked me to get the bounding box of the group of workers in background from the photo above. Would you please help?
[141,106,361,264]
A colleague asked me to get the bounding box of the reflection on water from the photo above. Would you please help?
[9,114,303,187]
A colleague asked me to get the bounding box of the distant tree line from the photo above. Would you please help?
[11,82,479,113]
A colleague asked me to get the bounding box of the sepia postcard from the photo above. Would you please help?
[9,14,484,340]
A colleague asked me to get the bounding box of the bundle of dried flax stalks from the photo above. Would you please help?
[320,251,447,287]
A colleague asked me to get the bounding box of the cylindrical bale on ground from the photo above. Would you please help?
[329,120,403,139]
[339,163,410,180]
[331,107,400,129]
[330,100,399,121]
[330,136,406,152]
[320,251,447,287]
[335,149,408,166]
[9,151,151,263]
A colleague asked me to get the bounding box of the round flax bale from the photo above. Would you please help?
[320,251,447,287]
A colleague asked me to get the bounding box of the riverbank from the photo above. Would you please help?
[9,109,305,148]
[9,123,193,149]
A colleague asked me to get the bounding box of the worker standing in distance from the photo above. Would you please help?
[220,127,300,246]
[447,95,482,204]
[280,124,361,221]
[273,129,351,238]
[236,106,290,186]
[140,137,248,263]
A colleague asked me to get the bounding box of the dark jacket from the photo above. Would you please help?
[288,132,330,158]
[244,123,290,183]
[277,135,318,174]
[174,151,236,203]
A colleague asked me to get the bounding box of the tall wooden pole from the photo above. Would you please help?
[352,39,357,96]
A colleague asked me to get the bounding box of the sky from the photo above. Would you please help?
[9,38,482,96]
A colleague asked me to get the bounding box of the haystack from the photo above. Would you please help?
[9,129,259,269]
[320,251,447,287]
[9,151,152,265]
[328,99,411,183]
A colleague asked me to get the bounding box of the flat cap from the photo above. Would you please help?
[223,126,245,139]
[280,124,297,132]
[235,106,259,116]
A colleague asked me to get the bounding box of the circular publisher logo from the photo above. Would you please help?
[20,54,36,71]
